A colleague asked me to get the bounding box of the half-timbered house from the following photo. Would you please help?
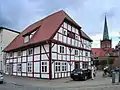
[4,10,92,79]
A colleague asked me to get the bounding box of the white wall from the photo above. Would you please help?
[0,28,19,71]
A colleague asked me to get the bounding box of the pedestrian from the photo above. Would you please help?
[91,65,95,80]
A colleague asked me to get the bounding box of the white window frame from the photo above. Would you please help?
[27,62,32,73]
[24,36,29,43]
[17,63,22,72]
[63,29,66,35]
[62,62,67,72]
[75,49,78,56]
[55,62,61,72]
[41,61,47,73]
[60,46,64,53]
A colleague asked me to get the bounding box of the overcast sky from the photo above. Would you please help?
[0,0,120,48]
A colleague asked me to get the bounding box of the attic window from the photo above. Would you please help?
[30,31,36,39]
[24,30,36,43]
[24,36,29,43]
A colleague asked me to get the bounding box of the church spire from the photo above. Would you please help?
[103,15,109,40]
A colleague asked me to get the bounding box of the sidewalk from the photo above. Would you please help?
[4,71,120,89]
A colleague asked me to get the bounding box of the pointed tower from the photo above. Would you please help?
[103,16,109,40]
[100,16,112,49]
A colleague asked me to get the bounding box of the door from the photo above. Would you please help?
[75,62,80,69]
[9,63,13,75]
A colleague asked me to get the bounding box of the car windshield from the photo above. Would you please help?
[73,69,82,72]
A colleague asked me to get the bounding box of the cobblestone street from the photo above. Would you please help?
[0,71,120,90]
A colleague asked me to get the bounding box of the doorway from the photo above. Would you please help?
[8,63,13,75]
[75,62,80,69]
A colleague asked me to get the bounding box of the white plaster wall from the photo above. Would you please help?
[34,62,40,72]
[34,46,40,54]
[41,54,48,60]
[28,56,32,61]
[63,36,66,43]
[22,73,26,76]
[41,74,49,78]
[52,44,57,52]
[14,58,17,63]
[22,57,26,62]
[59,34,62,42]
[34,74,40,78]
[22,63,26,72]
[23,50,26,56]
[18,57,21,62]
[13,64,17,72]
[28,74,32,77]
[53,34,57,40]
[34,55,40,61]
[52,53,57,59]
[68,38,71,44]
[41,44,49,54]
[0,29,19,71]
[14,52,17,57]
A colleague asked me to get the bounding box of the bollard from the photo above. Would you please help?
[112,71,115,83]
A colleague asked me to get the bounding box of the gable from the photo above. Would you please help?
[53,21,82,48]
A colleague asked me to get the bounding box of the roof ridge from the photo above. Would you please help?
[0,27,20,34]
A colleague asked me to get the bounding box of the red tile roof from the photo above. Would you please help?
[4,10,92,52]
[92,48,113,57]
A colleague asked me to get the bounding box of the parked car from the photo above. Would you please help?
[70,68,91,81]
[0,71,3,84]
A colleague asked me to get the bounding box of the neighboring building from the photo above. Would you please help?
[4,10,92,79]
[112,41,120,67]
[0,27,20,71]
[92,16,114,68]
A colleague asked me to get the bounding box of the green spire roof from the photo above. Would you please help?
[103,16,109,40]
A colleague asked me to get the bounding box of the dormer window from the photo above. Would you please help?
[24,36,29,43]
[30,31,36,39]
[24,30,37,43]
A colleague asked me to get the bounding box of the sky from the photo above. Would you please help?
[0,0,120,48]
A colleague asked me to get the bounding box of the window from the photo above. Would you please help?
[17,51,22,56]
[60,46,64,53]
[75,35,78,39]
[41,62,47,73]
[62,62,67,71]
[27,62,32,72]
[6,64,9,72]
[55,62,61,72]
[83,62,88,69]
[85,52,88,56]
[30,31,36,39]
[24,36,29,43]
[17,63,22,72]
[75,50,78,55]
[9,52,13,57]
[28,48,33,55]
[63,30,66,35]
[67,31,75,39]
